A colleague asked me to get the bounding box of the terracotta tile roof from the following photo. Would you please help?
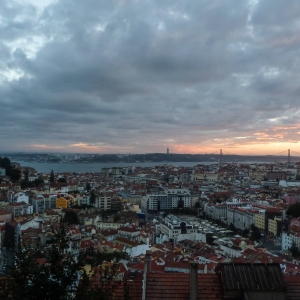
[129,260,165,273]
[146,273,223,299]
[165,260,190,270]
[285,275,300,300]
[112,279,143,300]
[115,237,140,247]
[100,229,118,236]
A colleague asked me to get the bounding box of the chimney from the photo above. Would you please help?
[142,250,152,300]
[189,261,198,300]
[145,250,151,273]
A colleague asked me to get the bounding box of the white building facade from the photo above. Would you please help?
[141,188,191,213]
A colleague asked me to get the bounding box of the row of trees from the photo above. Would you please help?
[229,223,261,241]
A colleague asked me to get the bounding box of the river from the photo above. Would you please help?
[14,161,218,173]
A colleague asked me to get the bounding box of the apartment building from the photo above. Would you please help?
[227,207,259,230]
[205,203,227,220]
[141,188,191,213]
[268,216,282,237]
[95,194,111,211]
[281,232,300,251]
[254,212,266,233]
[4,203,33,218]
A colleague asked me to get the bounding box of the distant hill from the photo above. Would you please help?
[2,152,295,164]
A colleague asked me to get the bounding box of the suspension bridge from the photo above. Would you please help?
[206,149,300,164]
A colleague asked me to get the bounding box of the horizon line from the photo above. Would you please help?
[1,152,299,158]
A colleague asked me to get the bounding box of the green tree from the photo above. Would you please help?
[163,212,169,218]
[10,168,21,181]
[216,197,222,203]
[20,168,30,189]
[58,177,67,183]
[113,214,121,222]
[63,210,79,225]
[24,168,29,182]
[206,233,214,245]
[85,182,91,192]
[289,241,299,257]
[242,228,250,236]
[1,222,125,300]
[34,177,44,186]
[50,170,55,183]
[229,223,237,232]
[0,157,21,181]
[286,203,300,218]
[250,224,261,241]
[90,191,96,206]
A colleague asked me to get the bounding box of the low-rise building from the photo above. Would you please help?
[282,233,293,251]
[118,226,140,242]
[4,202,33,218]
[219,242,243,258]
[96,220,126,231]
[0,210,12,223]
[56,196,74,209]
[98,229,119,241]
[159,215,197,241]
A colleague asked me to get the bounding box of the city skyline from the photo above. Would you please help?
[1,0,300,155]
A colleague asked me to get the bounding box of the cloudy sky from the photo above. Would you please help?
[1,0,300,155]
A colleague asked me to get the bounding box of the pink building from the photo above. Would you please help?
[282,195,297,205]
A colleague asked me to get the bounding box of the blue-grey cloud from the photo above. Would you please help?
[1,0,300,153]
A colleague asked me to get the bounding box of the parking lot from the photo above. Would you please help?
[175,215,234,239]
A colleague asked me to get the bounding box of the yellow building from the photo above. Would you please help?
[268,216,281,237]
[56,196,74,209]
[254,213,265,232]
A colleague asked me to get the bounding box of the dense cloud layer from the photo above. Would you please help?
[1,0,300,154]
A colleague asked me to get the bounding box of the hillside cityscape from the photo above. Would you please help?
[3,0,300,298]
[0,156,300,298]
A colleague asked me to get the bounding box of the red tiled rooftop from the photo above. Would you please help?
[285,275,300,300]
[112,279,143,300]
[146,273,223,299]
